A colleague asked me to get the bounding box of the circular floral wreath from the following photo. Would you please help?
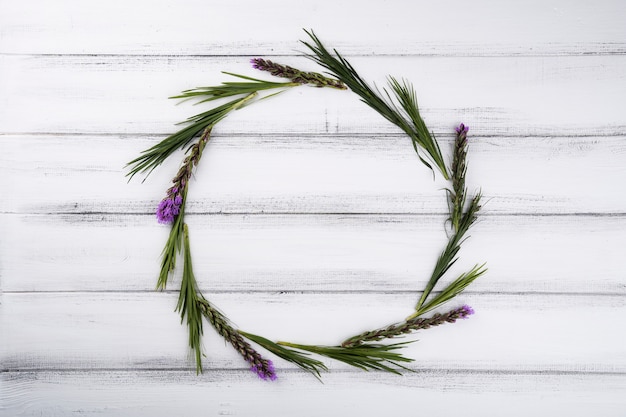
[127,31,485,381]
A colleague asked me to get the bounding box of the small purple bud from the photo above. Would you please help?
[266,360,277,381]
[459,305,475,318]
[455,123,469,134]
[250,360,277,381]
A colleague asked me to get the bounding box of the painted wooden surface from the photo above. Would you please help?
[1,0,626,416]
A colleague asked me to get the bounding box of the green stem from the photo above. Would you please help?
[414,194,482,313]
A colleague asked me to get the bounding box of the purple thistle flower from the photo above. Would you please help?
[455,123,469,134]
[156,191,183,224]
[250,359,277,381]
[458,304,475,318]
[250,58,263,70]
[156,199,174,224]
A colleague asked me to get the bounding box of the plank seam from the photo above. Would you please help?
[2,132,626,139]
[2,50,626,58]
[2,368,624,376]
[3,211,626,218]
[2,290,624,297]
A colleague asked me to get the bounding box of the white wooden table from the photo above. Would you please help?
[1,1,625,415]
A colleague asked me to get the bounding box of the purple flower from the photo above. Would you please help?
[250,58,264,70]
[455,123,469,134]
[458,304,475,318]
[156,192,183,224]
[250,360,277,381]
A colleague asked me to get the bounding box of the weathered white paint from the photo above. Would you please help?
[1,0,625,56]
[3,371,625,417]
[2,135,625,214]
[2,292,625,371]
[1,0,625,415]
[1,55,625,136]
[1,214,625,293]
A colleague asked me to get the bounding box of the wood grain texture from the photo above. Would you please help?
[1,213,625,294]
[1,55,625,136]
[3,370,625,417]
[2,134,625,215]
[1,0,626,415]
[2,292,625,372]
[1,0,625,56]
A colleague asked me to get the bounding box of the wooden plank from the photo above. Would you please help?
[1,134,625,215]
[1,55,625,136]
[1,0,625,56]
[2,370,625,417]
[1,213,624,294]
[1,292,625,372]
[1,1,624,414]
